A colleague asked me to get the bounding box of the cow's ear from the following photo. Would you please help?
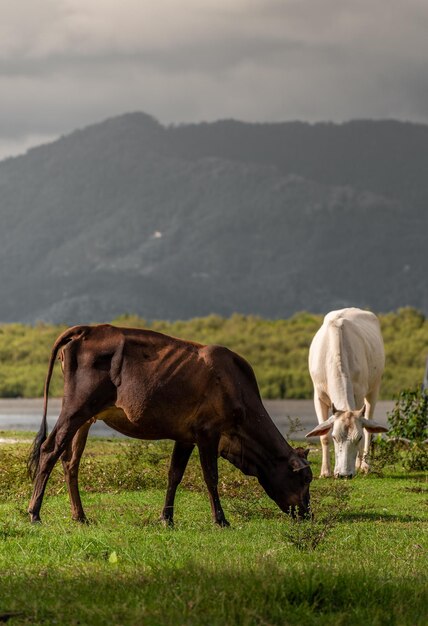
[362,418,388,433]
[357,405,366,418]
[305,415,335,438]
[294,447,310,460]
[289,457,308,472]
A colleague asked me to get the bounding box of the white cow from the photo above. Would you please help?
[306,308,388,478]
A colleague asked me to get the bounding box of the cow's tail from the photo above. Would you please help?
[27,325,90,481]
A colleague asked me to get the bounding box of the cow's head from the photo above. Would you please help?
[259,448,312,518]
[305,406,388,478]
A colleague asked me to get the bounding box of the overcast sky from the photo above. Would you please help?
[1,0,428,160]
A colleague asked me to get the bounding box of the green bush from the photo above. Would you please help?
[378,386,428,471]
[0,309,427,399]
[388,387,428,442]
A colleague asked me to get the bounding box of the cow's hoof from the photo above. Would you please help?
[30,514,41,524]
[359,461,370,474]
[160,516,174,528]
[319,472,332,478]
[73,516,89,524]
[215,518,230,528]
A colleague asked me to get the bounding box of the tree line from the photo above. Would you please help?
[0,307,426,399]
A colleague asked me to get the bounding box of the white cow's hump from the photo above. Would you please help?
[323,308,379,329]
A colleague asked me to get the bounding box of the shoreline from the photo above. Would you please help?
[0,398,395,441]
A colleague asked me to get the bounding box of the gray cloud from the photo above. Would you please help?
[1,0,428,159]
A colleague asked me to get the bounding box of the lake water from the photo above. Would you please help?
[0,398,394,441]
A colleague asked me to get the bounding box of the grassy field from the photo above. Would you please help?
[0,433,427,626]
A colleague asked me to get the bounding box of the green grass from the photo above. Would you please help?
[0,436,427,625]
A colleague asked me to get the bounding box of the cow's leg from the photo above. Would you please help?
[160,441,195,526]
[315,394,332,477]
[61,420,92,522]
[28,409,92,522]
[197,437,229,527]
[357,387,380,473]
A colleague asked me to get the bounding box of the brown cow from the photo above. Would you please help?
[28,324,312,524]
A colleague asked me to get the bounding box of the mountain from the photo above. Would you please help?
[0,112,426,323]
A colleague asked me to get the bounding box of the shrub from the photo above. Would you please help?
[374,387,428,471]
[388,387,428,442]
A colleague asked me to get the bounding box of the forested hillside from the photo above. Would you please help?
[0,308,426,399]
[0,113,426,324]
